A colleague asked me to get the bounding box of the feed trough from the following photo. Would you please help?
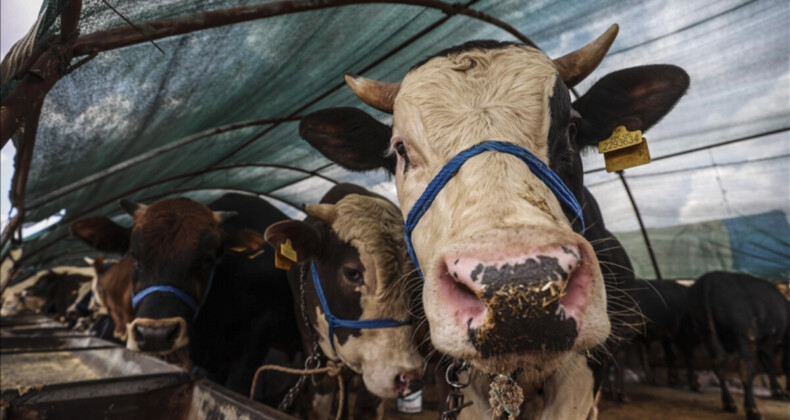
[0,315,296,420]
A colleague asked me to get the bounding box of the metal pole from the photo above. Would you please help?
[617,170,662,280]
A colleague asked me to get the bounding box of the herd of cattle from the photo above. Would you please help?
[1,24,789,420]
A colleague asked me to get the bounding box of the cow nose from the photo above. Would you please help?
[442,246,584,356]
[134,322,180,352]
[395,372,424,397]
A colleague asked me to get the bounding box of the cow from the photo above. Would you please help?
[297,24,689,418]
[70,193,303,398]
[688,271,789,420]
[631,279,699,390]
[82,254,133,340]
[0,270,91,319]
[264,183,424,419]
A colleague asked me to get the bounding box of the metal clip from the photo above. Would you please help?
[440,360,473,420]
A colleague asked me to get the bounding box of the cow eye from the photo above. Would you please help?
[568,121,577,141]
[393,140,411,171]
[343,267,364,285]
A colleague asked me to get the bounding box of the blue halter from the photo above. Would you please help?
[310,261,409,352]
[404,141,585,278]
[131,265,216,319]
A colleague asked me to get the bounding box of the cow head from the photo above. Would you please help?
[299,25,689,375]
[265,188,424,398]
[71,197,260,357]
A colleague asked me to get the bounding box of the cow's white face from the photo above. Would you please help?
[390,46,608,374]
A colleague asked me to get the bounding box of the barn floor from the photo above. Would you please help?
[383,383,790,420]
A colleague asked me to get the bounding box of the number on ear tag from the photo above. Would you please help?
[599,125,652,172]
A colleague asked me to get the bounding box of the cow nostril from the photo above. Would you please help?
[439,270,486,328]
[395,373,424,397]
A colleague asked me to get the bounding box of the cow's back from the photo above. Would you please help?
[689,271,788,351]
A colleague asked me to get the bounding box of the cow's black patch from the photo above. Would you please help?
[545,75,584,227]
[471,256,568,287]
[411,40,522,70]
[467,256,577,356]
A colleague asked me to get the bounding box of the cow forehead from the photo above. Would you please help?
[132,198,221,256]
[396,45,559,159]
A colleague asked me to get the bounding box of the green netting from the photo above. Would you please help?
[2,0,788,281]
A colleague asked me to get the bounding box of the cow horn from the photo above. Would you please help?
[304,203,337,226]
[345,73,400,114]
[119,199,147,217]
[553,24,619,88]
[213,211,238,224]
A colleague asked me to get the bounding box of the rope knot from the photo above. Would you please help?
[489,374,524,419]
[325,360,343,377]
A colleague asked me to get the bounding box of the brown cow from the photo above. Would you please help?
[87,254,133,340]
[71,194,302,400]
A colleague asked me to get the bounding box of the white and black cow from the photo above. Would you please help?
[265,183,424,419]
[71,193,303,401]
[298,24,689,418]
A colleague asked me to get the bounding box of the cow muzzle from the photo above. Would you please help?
[439,245,592,358]
[395,372,424,397]
[126,317,189,354]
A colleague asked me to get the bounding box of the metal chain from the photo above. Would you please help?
[277,264,323,412]
[440,359,473,420]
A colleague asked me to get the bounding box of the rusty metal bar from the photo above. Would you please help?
[0,101,42,256]
[26,115,304,210]
[15,186,307,269]
[140,187,304,213]
[14,162,334,266]
[73,0,534,56]
[0,0,82,146]
[617,170,662,280]
[584,127,790,175]
[0,1,83,261]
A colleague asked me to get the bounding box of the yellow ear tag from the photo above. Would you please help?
[274,252,292,270]
[280,239,298,262]
[598,125,652,172]
[229,246,247,253]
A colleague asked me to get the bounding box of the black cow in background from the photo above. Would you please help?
[689,271,789,420]
[71,193,302,402]
[632,279,699,390]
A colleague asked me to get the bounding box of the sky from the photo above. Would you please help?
[1,0,44,229]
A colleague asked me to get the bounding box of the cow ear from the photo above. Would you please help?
[70,217,131,254]
[573,64,689,148]
[225,228,266,255]
[299,107,395,174]
[264,220,320,264]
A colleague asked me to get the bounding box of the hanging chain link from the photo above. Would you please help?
[277,263,323,412]
[440,359,473,420]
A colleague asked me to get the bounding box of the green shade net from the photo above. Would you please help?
[3,0,788,281]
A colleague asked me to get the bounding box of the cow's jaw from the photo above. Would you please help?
[313,307,423,398]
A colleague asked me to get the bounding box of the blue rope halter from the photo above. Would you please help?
[310,261,409,352]
[131,265,216,319]
[404,141,585,278]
